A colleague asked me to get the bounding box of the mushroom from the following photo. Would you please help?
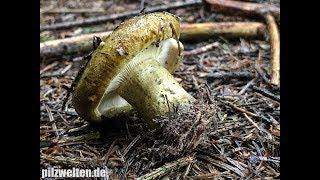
[72,12,194,123]
[98,37,185,118]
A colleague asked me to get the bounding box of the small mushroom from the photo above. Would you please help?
[72,12,194,122]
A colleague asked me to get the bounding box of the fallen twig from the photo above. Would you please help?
[40,0,203,31]
[205,0,280,21]
[197,154,246,177]
[40,22,266,60]
[67,123,89,134]
[50,109,78,116]
[189,172,225,179]
[252,86,280,102]
[180,22,266,41]
[137,156,193,180]
[101,139,118,163]
[40,132,100,148]
[43,8,106,14]
[215,97,258,117]
[237,78,255,95]
[243,113,261,131]
[255,50,271,85]
[41,154,98,167]
[207,71,255,82]
[210,122,248,135]
[265,14,280,86]
[40,61,59,74]
[184,42,219,56]
[40,64,72,78]
[122,135,141,157]
[44,104,59,138]
[40,31,111,60]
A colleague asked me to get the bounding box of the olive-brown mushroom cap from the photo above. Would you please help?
[72,12,181,122]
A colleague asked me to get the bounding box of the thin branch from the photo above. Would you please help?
[184,42,219,56]
[122,135,141,157]
[139,0,146,13]
[44,104,59,138]
[40,131,100,148]
[252,86,280,102]
[180,22,266,41]
[41,154,98,167]
[215,97,258,117]
[40,31,111,60]
[43,8,105,14]
[243,113,262,132]
[137,156,193,180]
[237,78,255,95]
[205,0,280,20]
[207,71,255,82]
[40,0,203,31]
[40,61,59,74]
[265,13,280,86]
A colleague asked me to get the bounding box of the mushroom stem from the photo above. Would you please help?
[116,59,194,122]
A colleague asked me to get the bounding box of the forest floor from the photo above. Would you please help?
[40,0,280,179]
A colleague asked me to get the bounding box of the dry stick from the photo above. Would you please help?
[40,31,111,60]
[40,6,54,14]
[255,50,270,84]
[207,71,255,82]
[40,61,59,74]
[40,22,266,60]
[184,42,219,56]
[44,104,59,139]
[180,22,266,41]
[189,172,223,179]
[183,162,192,178]
[252,86,280,102]
[67,123,89,133]
[205,0,280,21]
[122,135,141,157]
[237,78,255,95]
[57,132,100,146]
[137,156,194,180]
[216,97,258,117]
[139,0,146,12]
[197,154,246,177]
[243,113,262,131]
[40,0,203,31]
[41,155,97,167]
[220,100,274,123]
[41,63,72,78]
[40,130,100,148]
[102,139,118,163]
[265,14,280,86]
[210,122,248,135]
[43,8,106,14]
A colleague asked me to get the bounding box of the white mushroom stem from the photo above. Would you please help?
[115,58,194,121]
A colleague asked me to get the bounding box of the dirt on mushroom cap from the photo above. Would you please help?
[72,12,181,122]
